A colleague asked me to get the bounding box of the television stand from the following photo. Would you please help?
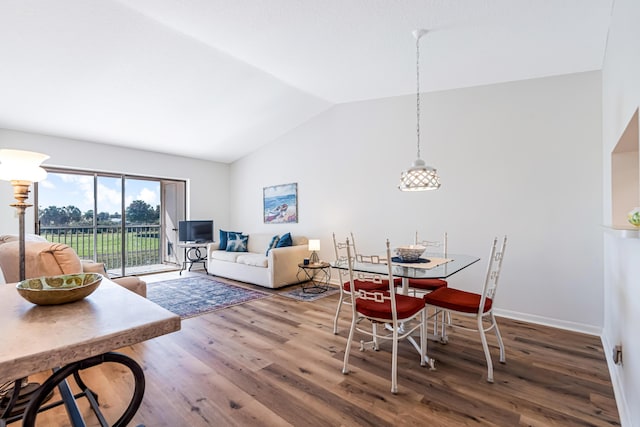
[178,242,209,274]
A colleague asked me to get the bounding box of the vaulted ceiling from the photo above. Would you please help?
[0,0,612,163]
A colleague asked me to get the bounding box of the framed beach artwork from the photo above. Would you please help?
[263,183,298,224]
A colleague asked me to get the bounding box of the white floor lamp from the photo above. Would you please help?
[0,149,49,281]
[0,149,49,415]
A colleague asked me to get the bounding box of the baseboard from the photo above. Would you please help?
[493,308,602,336]
[601,333,631,427]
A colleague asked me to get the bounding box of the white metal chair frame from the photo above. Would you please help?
[409,231,449,336]
[341,239,428,394]
[331,232,356,334]
[332,232,390,334]
[414,230,448,258]
[425,236,507,383]
[407,231,448,297]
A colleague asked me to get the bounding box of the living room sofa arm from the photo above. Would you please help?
[81,260,147,298]
[269,245,311,287]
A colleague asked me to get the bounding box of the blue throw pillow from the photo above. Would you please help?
[226,233,248,252]
[219,229,240,250]
[266,235,280,255]
[275,232,292,248]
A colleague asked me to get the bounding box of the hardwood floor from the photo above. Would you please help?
[27,274,620,426]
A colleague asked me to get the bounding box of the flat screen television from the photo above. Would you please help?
[178,220,214,243]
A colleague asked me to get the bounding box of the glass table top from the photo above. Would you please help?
[330,252,480,279]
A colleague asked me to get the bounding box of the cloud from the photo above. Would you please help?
[125,186,159,207]
[38,179,55,189]
[138,187,158,205]
[38,173,160,215]
[97,183,123,214]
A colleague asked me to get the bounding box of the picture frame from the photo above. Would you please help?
[263,183,298,224]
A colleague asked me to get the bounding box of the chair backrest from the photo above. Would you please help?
[347,231,359,256]
[415,231,448,257]
[333,233,355,282]
[346,239,399,324]
[478,236,508,314]
[334,233,382,281]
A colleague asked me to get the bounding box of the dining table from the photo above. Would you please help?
[0,277,181,427]
[331,252,480,295]
[330,251,480,367]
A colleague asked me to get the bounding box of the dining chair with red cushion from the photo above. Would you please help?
[331,232,389,334]
[350,232,402,281]
[407,231,449,294]
[423,235,507,383]
[341,239,428,394]
[406,232,449,336]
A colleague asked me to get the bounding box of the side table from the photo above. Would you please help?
[178,242,209,275]
[297,262,331,294]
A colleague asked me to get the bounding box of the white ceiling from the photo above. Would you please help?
[0,0,612,163]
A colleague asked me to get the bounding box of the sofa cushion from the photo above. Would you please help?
[266,235,280,255]
[275,232,293,248]
[219,229,240,251]
[210,250,243,262]
[245,234,274,253]
[226,233,248,252]
[236,253,269,268]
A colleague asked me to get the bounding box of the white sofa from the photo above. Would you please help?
[206,233,310,288]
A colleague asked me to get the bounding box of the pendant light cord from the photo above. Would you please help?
[415,32,422,160]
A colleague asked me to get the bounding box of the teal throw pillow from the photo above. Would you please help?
[266,235,280,255]
[226,233,248,252]
[219,229,240,250]
[275,232,292,248]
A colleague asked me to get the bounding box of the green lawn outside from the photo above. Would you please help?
[46,230,160,267]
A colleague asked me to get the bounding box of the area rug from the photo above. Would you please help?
[278,284,340,302]
[146,276,271,319]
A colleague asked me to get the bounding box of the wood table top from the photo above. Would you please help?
[0,278,181,382]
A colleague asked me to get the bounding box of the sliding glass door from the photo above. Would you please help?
[36,169,185,277]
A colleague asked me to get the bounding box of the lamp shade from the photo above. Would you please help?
[308,239,321,251]
[399,159,441,191]
[0,149,49,182]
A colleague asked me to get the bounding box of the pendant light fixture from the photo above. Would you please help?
[399,29,441,192]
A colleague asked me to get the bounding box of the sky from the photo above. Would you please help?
[37,172,160,215]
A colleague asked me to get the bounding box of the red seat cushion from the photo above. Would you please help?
[381,277,402,287]
[407,278,448,291]
[356,292,425,320]
[342,278,396,292]
[423,287,492,314]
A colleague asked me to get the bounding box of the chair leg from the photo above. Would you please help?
[491,312,506,363]
[391,325,398,394]
[420,310,427,367]
[430,306,438,336]
[440,310,448,343]
[333,291,345,334]
[342,314,357,375]
[372,323,379,350]
[477,315,494,383]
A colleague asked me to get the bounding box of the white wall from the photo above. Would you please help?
[230,71,603,332]
[0,128,229,236]
[601,0,640,424]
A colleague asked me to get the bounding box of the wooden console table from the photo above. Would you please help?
[0,278,181,426]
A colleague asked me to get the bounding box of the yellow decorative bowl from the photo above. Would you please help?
[16,273,102,305]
